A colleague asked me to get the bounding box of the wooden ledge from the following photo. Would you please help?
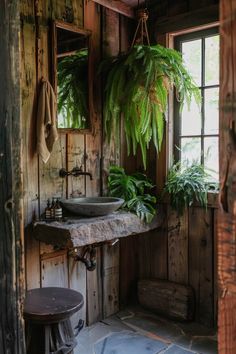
[33,211,163,249]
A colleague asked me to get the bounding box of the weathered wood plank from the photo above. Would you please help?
[102,242,120,317]
[67,134,86,198]
[154,5,219,35]
[84,0,102,197]
[138,279,195,321]
[189,207,214,327]
[41,251,69,287]
[168,207,188,284]
[120,236,139,305]
[218,0,236,351]
[25,228,41,290]
[69,251,87,326]
[0,1,24,352]
[92,0,135,19]
[102,9,121,194]
[87,247,103,325]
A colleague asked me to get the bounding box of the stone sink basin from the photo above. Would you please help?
[60,197,124,217]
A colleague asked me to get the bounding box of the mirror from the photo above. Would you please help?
[52,21,92,131]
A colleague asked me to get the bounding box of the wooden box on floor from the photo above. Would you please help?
[138,279,195,321]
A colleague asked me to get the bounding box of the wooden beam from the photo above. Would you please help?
[154,4,219,34]
[91,0,135,19]
[0,1,24,353]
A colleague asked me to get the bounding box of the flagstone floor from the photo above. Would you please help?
[74,307,217,354]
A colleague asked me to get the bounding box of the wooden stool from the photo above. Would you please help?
[24,287,84,354]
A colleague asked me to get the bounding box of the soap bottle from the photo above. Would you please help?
[50,198,56,219]
[45,199,51,220]
[54,199,63,221]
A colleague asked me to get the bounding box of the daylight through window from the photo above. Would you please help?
[174,28,219,182]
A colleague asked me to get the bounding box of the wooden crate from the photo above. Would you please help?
[138,279,195,321]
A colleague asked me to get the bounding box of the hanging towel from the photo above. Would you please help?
[36,78,58,163]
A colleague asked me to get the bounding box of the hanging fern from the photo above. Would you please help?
[57,50,88,129]
[100,44,201,169]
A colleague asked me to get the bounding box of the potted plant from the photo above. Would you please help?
[108,165,157,223]
[100,44,200,169]
[163,162,215,215]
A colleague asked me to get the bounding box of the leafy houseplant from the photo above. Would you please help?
[108,166,157,223]
[57,50,88,129]
[163,163,211,215]
[101,44,200,169]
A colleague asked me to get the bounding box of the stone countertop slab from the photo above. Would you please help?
[33,211,163,249]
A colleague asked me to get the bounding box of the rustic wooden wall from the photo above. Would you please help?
[21,0,132,326]
[0,1,25,353]
[120,202,218,327]
[120,0,219,329]
[21,0,219,329]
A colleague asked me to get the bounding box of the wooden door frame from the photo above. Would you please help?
[218,0,236,352]
[0,1,25,353]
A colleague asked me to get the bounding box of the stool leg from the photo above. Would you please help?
[45,325,50,354]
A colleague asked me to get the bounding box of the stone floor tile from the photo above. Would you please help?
[191,338,218,354]
[160,344,197,354]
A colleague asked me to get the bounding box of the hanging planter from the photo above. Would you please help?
[100,8,200,169]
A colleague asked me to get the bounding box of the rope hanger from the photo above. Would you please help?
[131,0,150,47]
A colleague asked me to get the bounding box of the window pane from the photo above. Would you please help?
[205,35,219,86]
[182,39,202,86]
[181,137,201,165]
[204,137,219,181]
[204,87,219,135]
[181,99,201,136]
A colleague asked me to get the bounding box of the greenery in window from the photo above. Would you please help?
[57,49,88,129]
[163,162,216,215]
[100,44,201,169]
[108,165,157,223]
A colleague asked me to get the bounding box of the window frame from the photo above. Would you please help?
[173,27,220,175]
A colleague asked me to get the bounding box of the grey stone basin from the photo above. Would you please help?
[60,197,124,217]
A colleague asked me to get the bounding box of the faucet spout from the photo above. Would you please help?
[59,167,93,180]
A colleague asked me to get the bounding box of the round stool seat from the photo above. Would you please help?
[24,287,84,323]
[24,287,84,354]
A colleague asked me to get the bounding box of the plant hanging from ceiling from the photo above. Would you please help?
[57,49,88,129]
[100,8,201,169]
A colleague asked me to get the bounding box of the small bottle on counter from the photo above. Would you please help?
[45,199,51,220]
[50,198,56,219]
[54,199,63,221]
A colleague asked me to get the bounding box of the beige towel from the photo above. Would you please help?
[36,78,58,163]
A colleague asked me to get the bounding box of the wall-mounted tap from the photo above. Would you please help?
[59,166,93,180]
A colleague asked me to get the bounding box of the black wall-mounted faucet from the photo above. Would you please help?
[59,166,93,180]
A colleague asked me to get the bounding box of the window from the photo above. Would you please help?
[174,28,219,182]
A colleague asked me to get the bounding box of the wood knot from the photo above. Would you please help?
[4,198,14,212]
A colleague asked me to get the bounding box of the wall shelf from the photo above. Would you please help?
[33,211,163,249]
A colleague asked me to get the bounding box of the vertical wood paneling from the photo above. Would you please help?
[219,0,236,351]
[189,207,214,327]
[87,247,103,325]
[168,207,189,284]
[67,134,86,198]
[41,251,68,287]
[84,1,103,325]
[69,253,87,326]
[0,1,24,350]
[84,2,102,197]
[120,236,139,306]
[102,243,120,317]
[102,9,120,194]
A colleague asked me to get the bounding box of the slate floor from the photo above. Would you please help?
[74,307,217,354]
